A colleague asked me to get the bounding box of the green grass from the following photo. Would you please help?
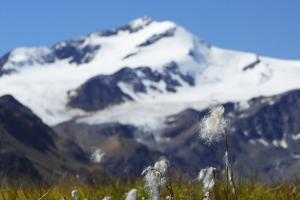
[0,177,299,200]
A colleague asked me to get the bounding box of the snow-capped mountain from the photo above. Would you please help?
[1,16,300,129]
[2,16,300,181]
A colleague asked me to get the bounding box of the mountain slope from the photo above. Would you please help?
[55,121,159,177]
[0,95,88,183]
[56,89,300,180]
[159,90,300,180]
[1,17,300,180]
[1,17,300,127]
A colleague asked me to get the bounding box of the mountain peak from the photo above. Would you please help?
[128,16,153,30]
[0,17,181,71]
[2,17,300,128]
[0,94,29,110]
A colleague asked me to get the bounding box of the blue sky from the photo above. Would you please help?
[0,0,299,59]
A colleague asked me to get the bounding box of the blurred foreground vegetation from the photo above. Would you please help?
[0,176,299,200]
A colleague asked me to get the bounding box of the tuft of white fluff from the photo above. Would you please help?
[142,167,161,200]
[197,167,216,192]
[102,196,112,200]
[90,148,106,163]
[199,105,228,144]
[166,195,174,200]
[142,158,170,200]
[71,190,79,200]
[125,188,138,200]
[154,159,169,185]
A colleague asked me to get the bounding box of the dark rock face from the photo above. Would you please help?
[0,52,9,70]
[0,95,89,183]
[188,38,210,63]
[67,73,133,111]
[52,40,100,64]
[119,17,152,33]
[137,27,176,47]
[99,16,153,37]
[122,51,139,60]
[0,69,16,77]
[162,62,195,89]
[114,67,147,93]
[231,89,300,141]
[0,95,56,152]
[242,56,261,71]
[158,90,300,180]
[0,52,21,70]
[68,62,195,111]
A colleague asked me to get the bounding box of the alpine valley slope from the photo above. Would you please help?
[1,17,300,180]
[0,95,89,183]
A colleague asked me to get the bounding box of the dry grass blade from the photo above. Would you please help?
[37,190,50,200]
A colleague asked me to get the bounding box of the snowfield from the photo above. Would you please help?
[1,17,300,128]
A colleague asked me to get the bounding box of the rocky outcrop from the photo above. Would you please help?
[68,62,195,111]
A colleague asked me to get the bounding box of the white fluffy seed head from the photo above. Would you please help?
[199,105,228,144]
[143,167,161,200]
[125,188,138,200]
[142,159,170,200]
[166,195,174,200]
[102,196,112,200]
[154,159,169,181]
[90,148,106,163]
[71,190,79,200]
[197,167,216,192]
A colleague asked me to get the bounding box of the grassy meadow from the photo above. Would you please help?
[0,177,299,200]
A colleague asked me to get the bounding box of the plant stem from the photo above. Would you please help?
[225,130,229,200]
[167,162,175,199]
[225,130,238,200]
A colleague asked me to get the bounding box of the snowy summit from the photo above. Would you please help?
[1,17,300,129]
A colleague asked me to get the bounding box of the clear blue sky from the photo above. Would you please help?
[1,0,299,59]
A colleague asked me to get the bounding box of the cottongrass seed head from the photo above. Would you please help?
[142,158,170,200]
[125,188,138,200]
[102,196,112,200]
[199,105,228,144]
[90,148,106,163]
[197,167,216,192]
[71,190,79,200]
[142,167,161,200]
[154,158,169,185]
